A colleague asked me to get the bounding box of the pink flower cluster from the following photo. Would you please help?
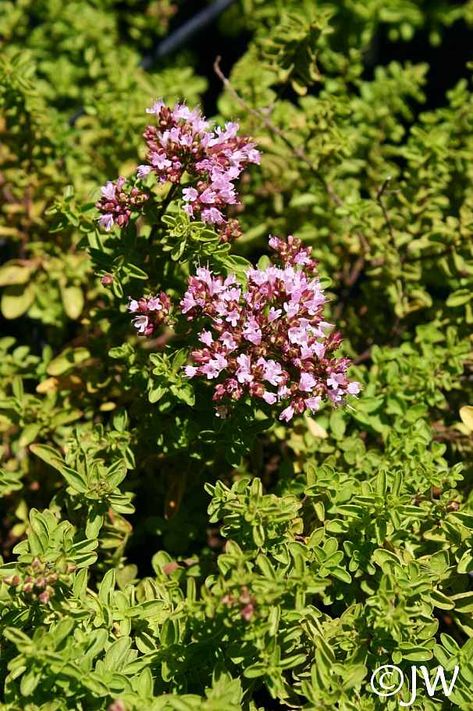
[141,101,260,240]
[96,177,148,231]
[96,101,260,240]
[128,293,171,337]
[180,236,360,421]
[96,102,259,239]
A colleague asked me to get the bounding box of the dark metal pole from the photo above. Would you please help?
[140,0,237,69]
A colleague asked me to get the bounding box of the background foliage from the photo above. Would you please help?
[1,1,473,709]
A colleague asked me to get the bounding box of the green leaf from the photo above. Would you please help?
[244,664,267,678]
[252,524,265,547]
[126,263,148,279]
[107,461,127,488]
[30,444,66,471]
[19,423,41,447]
[149,385,166,404]
[20,668,40,696]
[30,444,86,491]
[450,592,473,613]
[330,410,346,439]
[98,569,116,603]
[85,509,104,538]
[399,644,433,661]
[331,566,352,584]
[446,289,471,307]
[430,589,455,610]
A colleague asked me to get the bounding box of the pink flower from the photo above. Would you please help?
[181,292,197,314]
[183,187,199,203]
[148,296,166,311]
[225,308,240,327]
[101,182,116,200]
[199,330,214,346]
[220,332,238,351]
[299,372,317,392]
[327,374,343,389]
[280,405,295,422]
[137,165,152,178]
[201,354,228,379]
[201,207,224,224]
[98,213,115,231]
[133,315,150,335]
[261,359,283,386]
[199,188,217,204]
[305,396,321,411]
[146,99,165,115]
[242,317,262,345]
[278,385,290,399]
[236,354,253,384]
[288,325,309,346]
[151,152,172,170]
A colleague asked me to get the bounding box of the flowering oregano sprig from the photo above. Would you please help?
[180,235,360,421]
[128,293,171,337]
[96,176,149,231]
[96,101,260,241]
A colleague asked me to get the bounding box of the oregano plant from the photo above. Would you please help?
[1,2,473,710]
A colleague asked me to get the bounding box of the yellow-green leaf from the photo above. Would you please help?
[0,262,35,287]
[46,347,90,376]
[459,406,473,432]
[305,416,328,439]
[446,289,471,308]
[1,284,36,319]
[61,285,84,320]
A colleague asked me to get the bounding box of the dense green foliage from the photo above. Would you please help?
[1,1,473,709]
